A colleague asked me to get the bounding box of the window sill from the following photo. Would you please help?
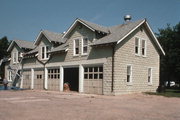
[148,83,153,86]
[41,58,49,61]
[126,82,133,86]
[135,54,141,57]
[81,54,88,56]
[142,55,147,58]
[73,54,79,57]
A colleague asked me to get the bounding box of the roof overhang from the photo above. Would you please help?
[7,41,20,52]
[34,31,52,46]
[62,19,95,38]
[116,19,165,56]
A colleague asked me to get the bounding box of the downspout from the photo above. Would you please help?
[111,43,115,93]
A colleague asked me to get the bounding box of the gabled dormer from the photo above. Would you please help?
[7,40,34,64]
[34,30,63,61]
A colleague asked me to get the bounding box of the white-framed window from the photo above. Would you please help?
[148,68,152,84]
[74,38,80,56]
[135,37,140,55]
[8,70,12,81]
[127,65,132,83]
[142,40,146,56]
[13,52,19,63]
[41,46,49,60]
[82,38,88,55]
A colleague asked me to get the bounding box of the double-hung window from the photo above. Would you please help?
[127,65,132,83]
[135,38,140,55]
[41,46,49,60]
[74,39,80,56]
[148,68,152,84]
[82,38,88,55]
[13,52,18,63]
[142,40,146,56]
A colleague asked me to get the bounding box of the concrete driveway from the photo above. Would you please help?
[0,90,180,120]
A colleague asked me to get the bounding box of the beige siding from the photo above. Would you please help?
[114,26,160,94]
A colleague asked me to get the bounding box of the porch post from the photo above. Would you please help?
[79,64,84,93]
[31,68,34,89]
[60,66,64,92]
[44,67,48,89]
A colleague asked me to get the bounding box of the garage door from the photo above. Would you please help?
[48,68,60,91]
[84,66,103,94]
[22,70,31,89]
[34,68,44,90]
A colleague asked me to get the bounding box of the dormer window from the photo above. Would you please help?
[13,52,19,63]
[41,46,49,60]
[74,39,80,56]
[82,38,88,55]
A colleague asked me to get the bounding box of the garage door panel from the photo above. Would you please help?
[83,66,103,95]
[23,70,31,89]
[48,68,60,91]
[34,69,44,90]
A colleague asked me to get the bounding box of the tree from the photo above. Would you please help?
[0,36,10,79]
[156,22,180,88]
[0,36,10,59]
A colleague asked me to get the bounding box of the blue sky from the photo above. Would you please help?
[0,0,179,42]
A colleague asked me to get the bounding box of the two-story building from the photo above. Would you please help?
[4,17,165,95]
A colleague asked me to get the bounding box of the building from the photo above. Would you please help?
[4,17,165,95]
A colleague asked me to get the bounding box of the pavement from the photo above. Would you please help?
[0,90,180,120]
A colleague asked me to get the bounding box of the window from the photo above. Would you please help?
[142,40,146,56]
[127,65,132,83]
[135,38,140,55]
[48,68,60,79]
[37,74,42,79]
[41,46,49,59]
[84,66,103,80]
[148,68,152,84]
[13,52,18,63]
[82,38,88,55]
[8,71,12,81]
[74,39,79,56]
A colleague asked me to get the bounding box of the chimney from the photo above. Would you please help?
[124,15,131,22]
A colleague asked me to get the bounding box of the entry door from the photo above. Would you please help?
[34,69,44,90]
[84,66,103,94]
[23,70,31,89]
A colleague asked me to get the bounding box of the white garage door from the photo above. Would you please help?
[84,66,103,94]
[23,70,31,89]
[48,68,60,91]
[34,69,44,90]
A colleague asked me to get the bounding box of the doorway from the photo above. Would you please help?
[64,68,79,91]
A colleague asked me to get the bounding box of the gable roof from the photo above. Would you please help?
[34,30,63,45]
[7,39,34,52]
[91,19,165,55]
[62,18,109,38]
[92,19,145,45]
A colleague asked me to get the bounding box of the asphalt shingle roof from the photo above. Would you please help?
[92,19,145,45]
[42,30,63,43]
[14,40,35,49]
[78,19,109,33]
[49,43,68,53]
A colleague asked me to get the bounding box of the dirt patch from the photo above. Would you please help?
[0,90,180,120]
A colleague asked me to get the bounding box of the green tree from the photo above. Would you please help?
[0,36,10,79]
[157,22,180,88]
[0,36,10,59]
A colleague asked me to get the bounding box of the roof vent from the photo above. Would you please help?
[124,15,131,22]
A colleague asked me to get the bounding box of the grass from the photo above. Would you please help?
[146,88,180,98]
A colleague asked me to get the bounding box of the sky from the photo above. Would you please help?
[0,0,179,42]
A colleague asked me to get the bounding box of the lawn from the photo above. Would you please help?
[146,88,180,98]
